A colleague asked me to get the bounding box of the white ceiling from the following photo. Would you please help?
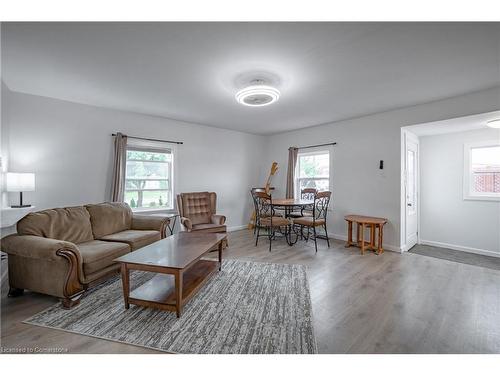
[405,110,500,136]
[2,22,500,135]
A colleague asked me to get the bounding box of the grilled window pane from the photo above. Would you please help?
[471,146,500,193]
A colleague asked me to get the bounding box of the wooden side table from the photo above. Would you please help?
[344,215,388,255]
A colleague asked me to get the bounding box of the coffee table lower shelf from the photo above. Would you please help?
[127,259,218,316]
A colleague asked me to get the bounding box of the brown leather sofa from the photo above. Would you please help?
[1,202,169,308]
[177,192,227,249]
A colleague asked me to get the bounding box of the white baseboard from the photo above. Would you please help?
[227,225,247,232]
[400,242,415,253]
[419,239,500,258]
[329,233,401,253]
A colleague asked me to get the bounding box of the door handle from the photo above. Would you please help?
[407,203,412,207]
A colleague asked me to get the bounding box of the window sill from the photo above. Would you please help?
[132,208,177,214]
[463,195,500,202]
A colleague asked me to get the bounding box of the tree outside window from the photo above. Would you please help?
[296,151,330,194]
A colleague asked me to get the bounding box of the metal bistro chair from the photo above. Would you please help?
[292,191,331,252]
[253,191,290,252]
[250,188,266,235]
[288,188,318,218]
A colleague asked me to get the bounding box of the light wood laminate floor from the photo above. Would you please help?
[2,230,500,353]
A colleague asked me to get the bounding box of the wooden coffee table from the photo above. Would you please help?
[114,232,226,318]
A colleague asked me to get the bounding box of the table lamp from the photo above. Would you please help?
[6,172,35,208]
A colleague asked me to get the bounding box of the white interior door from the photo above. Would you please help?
[405,132,419,249]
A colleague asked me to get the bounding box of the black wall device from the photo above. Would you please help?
[379,160,384,170]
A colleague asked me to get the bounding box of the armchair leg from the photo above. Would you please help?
[8,287,24,297]
[61,293,84,309]
[255,226,260,246]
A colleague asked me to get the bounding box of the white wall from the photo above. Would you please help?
[3,88,266,230]
[263,87,500,250]
[420,128,500,255]
[3,84,500,247]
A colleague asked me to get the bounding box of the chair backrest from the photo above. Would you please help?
[177,192,217,225]
[301,188,317,201]
[250,189,260,215]
[313,191,332,220]
[253,191,273,223]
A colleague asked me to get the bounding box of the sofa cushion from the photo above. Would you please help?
[180,192,212,225]
[191,223,227,233]
[99,230,160,250]
[17,206,94,244]
[77,240,130,275]
[85,202,132,238]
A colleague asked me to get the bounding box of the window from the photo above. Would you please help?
[464,141,500,201]
[124,145,174,210]
[296,150,330,195]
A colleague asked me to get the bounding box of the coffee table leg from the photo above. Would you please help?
[120,264,130,309]
[175,271,183,318]
[218,241,223,271]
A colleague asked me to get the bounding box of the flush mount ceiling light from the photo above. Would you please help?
[486,119,500,129]
[235,80,280,107]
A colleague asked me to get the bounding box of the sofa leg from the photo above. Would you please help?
[8,287,24,297]
[60,294,83,309]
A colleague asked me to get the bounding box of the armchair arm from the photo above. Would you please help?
[1,234,86,304]
[1,234,80,261]
[211,214,226,225]
[180,217,193,231]
[131,215,170,238]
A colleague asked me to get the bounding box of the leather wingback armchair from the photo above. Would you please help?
[176,192,227,248]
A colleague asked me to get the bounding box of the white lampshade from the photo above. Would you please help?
[6,172,36,192]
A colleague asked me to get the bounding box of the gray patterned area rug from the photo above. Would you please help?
[24,259,317,354]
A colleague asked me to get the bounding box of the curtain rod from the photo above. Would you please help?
[293,142,337,150]
[111,133,183,145]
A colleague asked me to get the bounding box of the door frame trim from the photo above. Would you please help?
[400,129,420,252]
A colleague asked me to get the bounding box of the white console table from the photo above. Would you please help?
[0,206,35,228]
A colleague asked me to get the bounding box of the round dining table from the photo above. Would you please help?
[271,198,314,216]
[270,198,314,245]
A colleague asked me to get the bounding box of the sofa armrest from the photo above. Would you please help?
[180,217,193,231]
[1,234,80,261]
[211,214,226,225]
[131,215,170,238]
[2,234,86,305]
